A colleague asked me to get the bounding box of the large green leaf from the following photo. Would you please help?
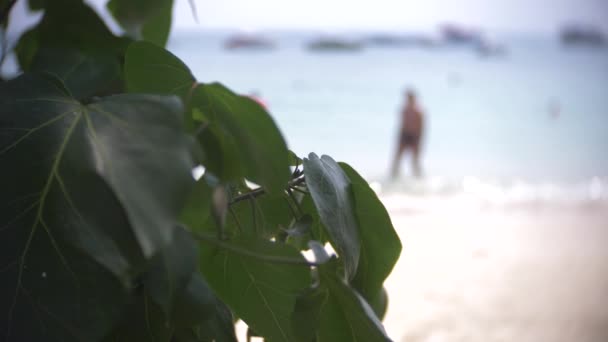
[16,0,128,71]
[30,48,122,100]
[192,83,290,195]
[339,163,401,305]
[316,259,390,342]
[107,0,174,46]
[199,237,311,342]
[143,227,199,316]
[124,43,290,188]
[104,293,173,342]
[0,73,195,340]
[173,274,238,342]
[125,41,196,100]
[180,178,213,234]
[140,0,174,47]
[302,153,360,279]
[291,287,328,342]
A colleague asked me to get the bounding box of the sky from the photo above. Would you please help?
[173,0,608,33]
[7,0,608,34]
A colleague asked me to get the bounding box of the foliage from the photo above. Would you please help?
[0,1,402,341]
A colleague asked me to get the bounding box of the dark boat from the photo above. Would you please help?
[365,33,438,48]
[440,24,481,44]
[224,35,276,51]
[560,26,606,46]
[307,38,363,52]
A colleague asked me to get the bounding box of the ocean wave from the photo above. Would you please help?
[372,176,608,212]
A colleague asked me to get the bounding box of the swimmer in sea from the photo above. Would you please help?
[391,89,424,179]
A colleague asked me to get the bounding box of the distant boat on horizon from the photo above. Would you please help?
[307,37,363,52]
[560,25,606,47]
[365,33,438,48]
[224,35,276,51]
[440,24,481,45]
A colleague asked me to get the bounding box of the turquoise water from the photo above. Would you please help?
[168,30,608,194]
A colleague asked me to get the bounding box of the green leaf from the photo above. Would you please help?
[180,178,213,234]
[248,194,294,238]
[30,48,122,100]
[299,193,329,244]
[316,259,390,342]
[107,0,174,46]
[0,73,195,340]
[285,214,314,250]
[143,227,199,316]
[368,287,389,320]
[288,150,302,167]
[192,83,290,195]
[172,273,238,342]
[125,41,195,99]
[291,287,328,342]
[104,294,173,342]
[141,0,174,47]
[16,0,129,72]
[27,0,45,10]
[302,153,360,279]
[339,162,402,305]
[199,237,311,342]
[196,123,244,181]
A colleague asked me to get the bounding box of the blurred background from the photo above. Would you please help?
[4,0,608,341]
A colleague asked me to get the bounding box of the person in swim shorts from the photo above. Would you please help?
[391,89,424,178]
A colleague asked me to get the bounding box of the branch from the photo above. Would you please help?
[230,176,305,205]
[191,231,321,267]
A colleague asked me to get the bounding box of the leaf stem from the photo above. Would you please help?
[230,176,305,205]
[191,231,321,267]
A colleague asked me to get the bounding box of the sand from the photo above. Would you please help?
[235,198,608,341]
[382,200,608,342]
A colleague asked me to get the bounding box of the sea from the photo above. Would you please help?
[168,29,608,206]
[2,28,606,205]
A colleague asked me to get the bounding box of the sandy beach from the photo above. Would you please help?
[234,196,608,342]
[382,198,608,342]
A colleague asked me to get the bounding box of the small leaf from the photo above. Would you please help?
[368,287,389,320]
[339,162,402,304]
[143,227,199,316]
[291,287,328,342]
[288,150,302,167]
[104,294,173,342]
[303,153,360,280]
[192,83,290,195]
[316,259,391,342]
[172,273,238,342]
[180,178,213,233]
[107,0,174,46]
[16,0,128,72]
[141,0,173,47]
[199,237,312,342]
[125,41,196,99]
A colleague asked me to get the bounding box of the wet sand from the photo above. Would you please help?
[383,202,608,342]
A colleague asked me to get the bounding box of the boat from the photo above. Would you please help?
[560,25,606,46]
[365,33,438,48]
[307,38,363,52]
[224,35,276,51]
[475,37,507,57]
[440,24,481,44]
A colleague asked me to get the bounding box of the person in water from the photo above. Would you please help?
[391,89,424,178]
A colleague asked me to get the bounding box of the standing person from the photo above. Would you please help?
[391,89,424,178]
